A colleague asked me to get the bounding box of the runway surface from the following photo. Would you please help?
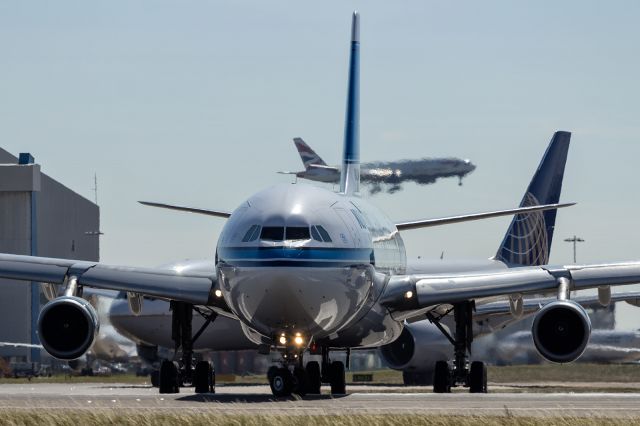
[0,383,640,417]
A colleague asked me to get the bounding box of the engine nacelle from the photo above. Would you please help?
[37,296,100,360]
[379,321,452,371]
[532,300,591,363]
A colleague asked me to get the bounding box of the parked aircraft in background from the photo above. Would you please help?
[479,328,640,366]
[381,294,640,385]
[279,137,476,193]
[4,12,640,399]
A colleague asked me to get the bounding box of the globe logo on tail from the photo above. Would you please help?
[497,192,549,266]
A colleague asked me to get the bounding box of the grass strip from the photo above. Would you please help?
[0,412,638,426]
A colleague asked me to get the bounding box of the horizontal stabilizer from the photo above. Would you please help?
[139,201,231,218]
[395,202,575,231]
[308,164,340,172]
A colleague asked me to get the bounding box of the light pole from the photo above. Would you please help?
[564,235,585,263]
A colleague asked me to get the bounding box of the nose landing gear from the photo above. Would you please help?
[266,346,347,397]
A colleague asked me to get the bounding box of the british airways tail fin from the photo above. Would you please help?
[339,11,360,195]
[293,138,328,168]
[495,131,571,266]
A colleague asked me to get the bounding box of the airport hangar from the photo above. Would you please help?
[0,148,99,365]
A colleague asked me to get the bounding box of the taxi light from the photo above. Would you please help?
[214,289,223,298]
[405,290,414,299]
[294,335,304,346]
[279,335,287,345]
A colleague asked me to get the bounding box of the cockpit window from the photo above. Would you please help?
[242,225,261,242]
[310,226,322,242]
[260,226,284,241]
[316,225,332,242]
[285,227,310,240]
[351,209,367,229]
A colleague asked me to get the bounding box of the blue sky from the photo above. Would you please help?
[1,2,639,326]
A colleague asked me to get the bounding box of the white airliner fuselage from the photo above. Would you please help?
[216,183,406,346]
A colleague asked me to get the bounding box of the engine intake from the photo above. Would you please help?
[379,322,452,370]
[37,296,99,360]
[532,300,591,363]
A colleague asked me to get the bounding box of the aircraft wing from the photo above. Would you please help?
[0,253,227,309]
[0,341,43,349]
[381,262,640,314]
[474,290,640,319]
[395,202,574,231]
[138,201,231,218]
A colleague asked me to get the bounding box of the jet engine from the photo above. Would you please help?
[531,300,591,363]
[379,322,452,373]
[37,296,100,360]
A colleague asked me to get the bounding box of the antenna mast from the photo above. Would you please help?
[93,173,98,205]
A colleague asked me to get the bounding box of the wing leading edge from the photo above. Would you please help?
[0,253,224,307]
[381,262,640,314]
[395,202,575,231]
[138,201,231,218]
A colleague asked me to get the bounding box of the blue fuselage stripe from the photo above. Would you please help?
[218,246,373,267]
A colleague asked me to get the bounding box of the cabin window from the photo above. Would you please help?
[316,225,332,242]
[242,225,261,242]
[285,227,310,240]
[260,226,284,241]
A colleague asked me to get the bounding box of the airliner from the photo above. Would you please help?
[279,137,476,193]
[2,12,640,397]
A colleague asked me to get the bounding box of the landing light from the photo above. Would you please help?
[404,290,414,299]
[279,335,287,345]
[214,289,223,298]
[294,335,304,346]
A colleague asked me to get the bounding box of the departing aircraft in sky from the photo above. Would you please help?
[3,12,640,397]
[279,137,476,193]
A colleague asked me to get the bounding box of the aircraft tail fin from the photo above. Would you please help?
[339,11,360,195]
[495,131,571,266]
[293,138,328,169]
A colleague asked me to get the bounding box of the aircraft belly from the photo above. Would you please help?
[317,302,402,348]
[219,266,373,339]
[109,299,256,351]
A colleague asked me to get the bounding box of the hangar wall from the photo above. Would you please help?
[0,148,99,363]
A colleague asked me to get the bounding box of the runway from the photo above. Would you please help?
[0,383,639,417]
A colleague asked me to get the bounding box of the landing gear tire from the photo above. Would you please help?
[268,366,293,397]
[469,361,487,393]
[329,361,346,395]
[433,360,451,393]
[194,361,215,394]
[150,370,160,387]
[159,360,179,394]
[292,366,308,396]
[306,361,321,394]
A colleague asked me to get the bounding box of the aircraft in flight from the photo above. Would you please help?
[2,12,640,397]
[279,137,476,193]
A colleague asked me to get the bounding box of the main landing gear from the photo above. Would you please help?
[158,302,217,394]
[427,301,488,393]
[266,346,346,397]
